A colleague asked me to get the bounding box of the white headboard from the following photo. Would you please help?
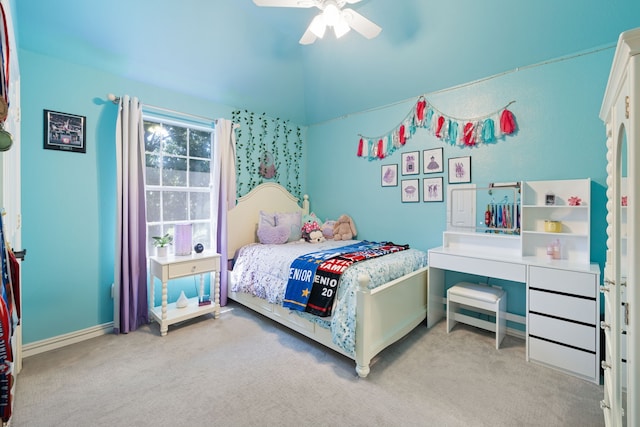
[227,182,309,258]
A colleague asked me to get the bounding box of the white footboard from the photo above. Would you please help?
[228,266,430,378]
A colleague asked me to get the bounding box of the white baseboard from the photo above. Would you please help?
[22,322,114,358]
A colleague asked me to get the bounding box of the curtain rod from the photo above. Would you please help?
[107,94,217,124]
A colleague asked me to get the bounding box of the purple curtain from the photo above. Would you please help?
[114,95,148,333]
[214,119,237,306]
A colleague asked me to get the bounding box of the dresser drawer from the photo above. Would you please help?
[168,257,219,279]
[529,313,596,351]
[529,337,596,381]
[529,289,596,324]
[529,266,596,297]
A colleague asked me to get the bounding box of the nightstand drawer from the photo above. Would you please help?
[529,266,596,298]
[529,289,596,324]
[168,257,219,279]
[529,313,596,351]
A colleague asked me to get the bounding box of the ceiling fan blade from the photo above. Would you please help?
[252,0,316,7]
[299,26,319,44]
[342,8,381,39]
[344,0,363,3]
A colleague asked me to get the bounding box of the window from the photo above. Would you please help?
[143,117,215,255]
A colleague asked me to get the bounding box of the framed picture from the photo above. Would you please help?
[381,164,398,187]
[448,156,471,184]
[43,110,87,153]
[401,179,420,203]
[423,177,444,202]
[401,151,419,175]
[423,147,443,174]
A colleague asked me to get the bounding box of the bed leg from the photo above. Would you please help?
[355,363,370,378]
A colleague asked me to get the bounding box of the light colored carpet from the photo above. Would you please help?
[12,302,604,426]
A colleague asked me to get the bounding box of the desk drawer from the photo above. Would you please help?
[529,266,596,297]
[529,337,596,381]
[529,313,595,351]
[529,289,595,324]
[168,257,218,279]
[429,252,526,282]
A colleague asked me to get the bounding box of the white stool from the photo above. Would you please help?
[447,282,507,349]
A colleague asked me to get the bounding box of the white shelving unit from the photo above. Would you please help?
[521,178,591,264]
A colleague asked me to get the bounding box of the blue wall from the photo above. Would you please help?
[20,42,613,344]
[19,50,237,343]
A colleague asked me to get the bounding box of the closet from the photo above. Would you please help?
[600,27,639,427]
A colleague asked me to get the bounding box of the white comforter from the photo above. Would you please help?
[230,240,427,356]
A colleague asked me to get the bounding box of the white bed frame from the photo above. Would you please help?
[227,182,442,377]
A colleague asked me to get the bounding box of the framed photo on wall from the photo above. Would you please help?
[423,177,444,202]
[423,147,443,174]
[381,164,398,187]
[401,151,419,175]
[401,179,420,203]
[448,156,471,184]
[43,110,87,153]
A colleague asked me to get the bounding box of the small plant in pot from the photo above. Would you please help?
[152,233,173,257]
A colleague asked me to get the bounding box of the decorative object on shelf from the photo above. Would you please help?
[544,220,562,233]
[357,97,517,160]
[423,147,443,174]
[381,164,398,187]
[401,151,419,175]
[448,156,471,184]
[194,243,204,253]
[545,191,555,205]
[43,110,87,154]
[621,196,627,206]
[152,232,173,257]
[546,239,561,260]
[176,290,189,309]
[568,196,582,206]
[401,179,419,203]
[423,177,443,202]
[174,224,192,256]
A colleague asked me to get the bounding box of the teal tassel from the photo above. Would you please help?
[449,121,458,144]
[425,109,434,128]
[482,118,495,142]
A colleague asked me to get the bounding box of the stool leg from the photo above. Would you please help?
[496,296,506,349]
[447,296,456,333]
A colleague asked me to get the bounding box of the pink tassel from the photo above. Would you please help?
[463,122,475,146]
[378,139,384,159]
[399,125,406,145]
[435,116,445,138]
[357,138,364,157]
[500,109,516,134]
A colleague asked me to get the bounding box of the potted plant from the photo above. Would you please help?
[152,232,173,257]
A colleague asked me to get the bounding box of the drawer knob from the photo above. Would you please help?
[600,321,610,330]
[604,278,615,286]
[600,400,610,410]
[601,360,611,370]
[191,266,196,272]
[599,285,609,293]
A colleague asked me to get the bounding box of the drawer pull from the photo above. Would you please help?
[600,321,610,330]
[599,285,609,293]
[600,400,610,410]
[604,278,615,286]
[601,360,611,370]
[191,266,197,272]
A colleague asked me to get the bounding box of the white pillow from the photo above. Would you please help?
[276,211,302,242]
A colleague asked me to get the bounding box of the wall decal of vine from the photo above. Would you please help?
[232,109,305,200]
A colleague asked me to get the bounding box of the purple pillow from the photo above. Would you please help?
[257,224,290,245]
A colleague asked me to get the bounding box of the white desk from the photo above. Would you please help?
[428,246,601,383]
[149,251,221,336]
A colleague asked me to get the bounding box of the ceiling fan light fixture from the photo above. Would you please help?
[309,14,327,38]
[322,3,341,26]
[333,17,351,38]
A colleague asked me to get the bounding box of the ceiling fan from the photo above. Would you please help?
[253,0,382,45]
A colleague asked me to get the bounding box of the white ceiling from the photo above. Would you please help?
[15,0,640,125]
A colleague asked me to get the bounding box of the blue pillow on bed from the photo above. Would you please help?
[257,224,290,244]
[276,211,302,242]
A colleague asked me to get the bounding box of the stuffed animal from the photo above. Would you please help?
[301,212,322,242]
[307,230,326,243]
[333,214,357,240]
[321,220,336,240]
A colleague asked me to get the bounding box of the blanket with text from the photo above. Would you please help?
[283,241,409,317]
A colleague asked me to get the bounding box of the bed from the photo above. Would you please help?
[227,182,443,377]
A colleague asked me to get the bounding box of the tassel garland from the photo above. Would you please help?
[357,97,517,160]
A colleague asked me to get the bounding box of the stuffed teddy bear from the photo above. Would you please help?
[307,230,326,243]
[333,214,357,240]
